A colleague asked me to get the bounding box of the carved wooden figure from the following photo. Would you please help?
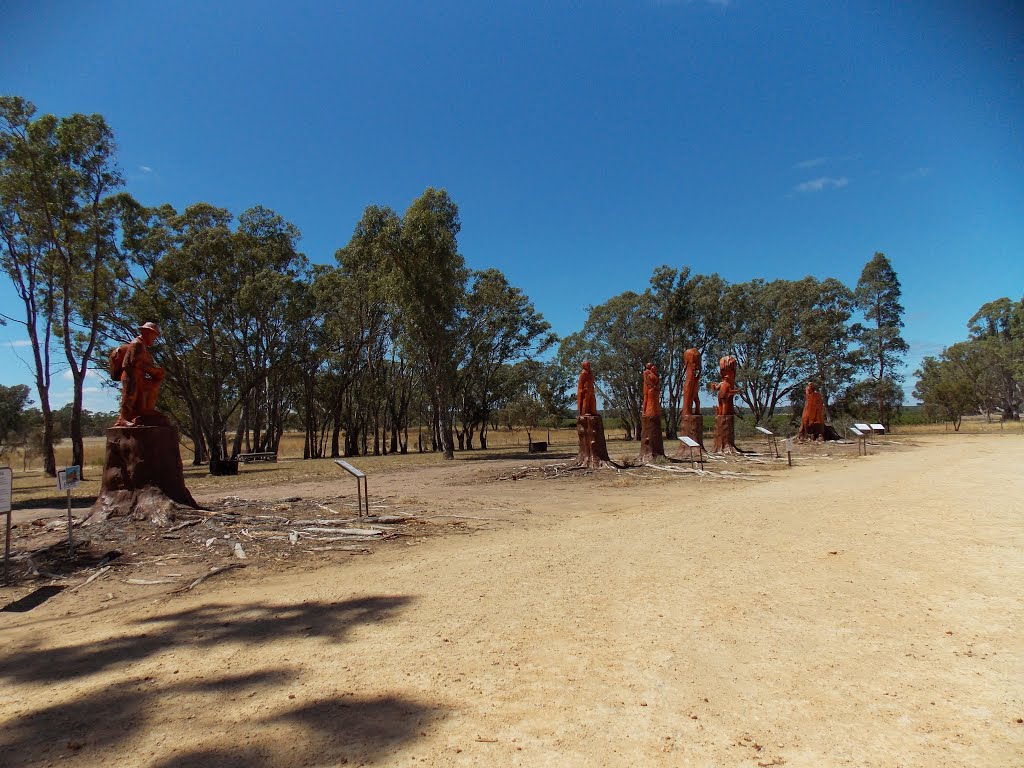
[711,355,741,453]
[90,322,198,524]
[638,363,665,461]
[574,360,611,468]
[798,382,826,441]
[676,347,705,452]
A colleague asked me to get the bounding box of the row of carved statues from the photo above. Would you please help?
[576,351,828,441]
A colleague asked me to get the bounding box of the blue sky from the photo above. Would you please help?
[2,0,1022,411]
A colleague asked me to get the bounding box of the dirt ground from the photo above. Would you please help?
[1,434,1022,767]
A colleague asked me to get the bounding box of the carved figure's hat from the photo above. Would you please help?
[139,322,160,336]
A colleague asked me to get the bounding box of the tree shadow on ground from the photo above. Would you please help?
[0,596,412,685]
[151,694,444,768]
[1,596,442,767]
[3,670,444,768]
[0,671,288,759]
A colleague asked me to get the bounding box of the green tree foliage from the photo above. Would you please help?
[389,188,468,460]
[0,383,31,451]
[967,297,1024,420]
[120,202,309,461]
[913,344,980,430]
[853,252,909,427]
[0,97,127,473]
[454,269,555,449]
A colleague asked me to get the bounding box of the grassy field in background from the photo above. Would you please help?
[7,416,1020,507]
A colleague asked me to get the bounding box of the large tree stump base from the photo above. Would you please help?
[637,414,665,463]
[574,414,613,468]
[88,425,199,525]
[674,414,705,457]
[798,423,825,442]
[712,414,741,454]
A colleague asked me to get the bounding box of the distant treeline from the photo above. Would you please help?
[913,297,1023,430]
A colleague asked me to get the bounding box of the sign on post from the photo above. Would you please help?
[57,465,81,491]
[56,465,80,556]
[849,427,867,456]
[755,426,780,458]
[334,460,369,518]
[677,436,705,470]
[1,467,12,584]
[870,423,885,435]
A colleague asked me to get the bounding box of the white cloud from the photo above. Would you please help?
[3,339,33,348]
[794,157,828,169]
[794,176,849,193]
[139,165,153,173]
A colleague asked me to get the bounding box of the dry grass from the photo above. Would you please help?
[896,415,1024,435]
[8,427,586,506]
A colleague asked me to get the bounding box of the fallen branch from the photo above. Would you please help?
[172,563,247,594]
[421,514,503,522]
[71,565,111,592]
[166,519,202,533]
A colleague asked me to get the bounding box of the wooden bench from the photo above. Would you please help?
[236,452,278,463]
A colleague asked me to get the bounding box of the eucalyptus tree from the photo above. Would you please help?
[559,290,663,439]
[797,277,858,415]
[0,96,127,472]
[913,343,981,430]
[967,296,1023,420]
[121,202,308,462]
[0,97,58,474]
[724,278,818,424]
[390,188,467,459]
[455,268,555,449]
[854,252,908,426]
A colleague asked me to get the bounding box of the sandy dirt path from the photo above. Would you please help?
[2,435,1022,767]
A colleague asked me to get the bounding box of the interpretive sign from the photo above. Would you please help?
[56,465,80,555]
[677,436,705,469]
[755,426,780,457]
[0,467,11,514]
[870,423,885,433]
[849,427,867,456]
[334,459,369,517]
[57,465,81,491]
[854,423,872,432]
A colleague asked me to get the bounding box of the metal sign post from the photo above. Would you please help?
[56,466,81,557]
[677,436,705,470]
[785,437,793,467]
[1,467,12,584]
[755,426,779,458]
[849,427,867,456]
[334,460,369,518]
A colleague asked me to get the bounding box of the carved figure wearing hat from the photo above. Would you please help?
[111,322,166,426]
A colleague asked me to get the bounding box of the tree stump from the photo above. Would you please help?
[88,423,199,525]
[674,414,704,458]
[712,414,741,454]
[575,414,612,468]
[637,414,665,462]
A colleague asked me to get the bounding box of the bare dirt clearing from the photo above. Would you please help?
[2,434,1022,767]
